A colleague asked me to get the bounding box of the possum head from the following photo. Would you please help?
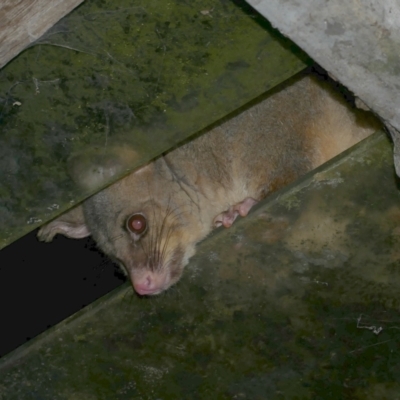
[38,159,208,295]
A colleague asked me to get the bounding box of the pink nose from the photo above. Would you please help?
[133,275,160,296]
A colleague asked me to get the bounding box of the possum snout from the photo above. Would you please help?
[130,269,171,295]
[126,244,186,295]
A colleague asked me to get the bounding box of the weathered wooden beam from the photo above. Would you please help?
[0,0,84,69]
[246,0,400,175]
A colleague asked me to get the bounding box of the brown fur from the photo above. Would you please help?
[38,73,381,295]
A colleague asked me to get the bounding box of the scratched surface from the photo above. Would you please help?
[1,131,399,399]
[0,0,308,249]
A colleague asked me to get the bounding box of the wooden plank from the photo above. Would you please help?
[0,0,84,69]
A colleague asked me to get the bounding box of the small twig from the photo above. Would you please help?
[356,313,383,335]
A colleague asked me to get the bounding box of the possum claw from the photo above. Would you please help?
[213,207,239,228]
[213,197,258,228]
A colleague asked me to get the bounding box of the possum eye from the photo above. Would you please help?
[126,213,147,235]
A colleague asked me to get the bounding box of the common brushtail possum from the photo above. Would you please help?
[38,72,381,295]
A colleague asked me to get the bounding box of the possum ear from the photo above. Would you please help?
[68,145,140,192]
[37,205,90,242]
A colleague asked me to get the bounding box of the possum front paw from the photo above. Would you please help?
[37,220,89,242]
[213,197,258,228]
[37,222,62,242]
[37,205,91,242]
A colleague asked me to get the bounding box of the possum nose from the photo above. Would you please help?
[132,272,166,295]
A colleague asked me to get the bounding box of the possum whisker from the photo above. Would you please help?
[122,287,136,304]
[154,198,182,267]
[159,223,173,268]
[139,236,149,259]
[110,232,124,244]
[158,204,176,267]
[142,177,158,266]
[152,201,166,267]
